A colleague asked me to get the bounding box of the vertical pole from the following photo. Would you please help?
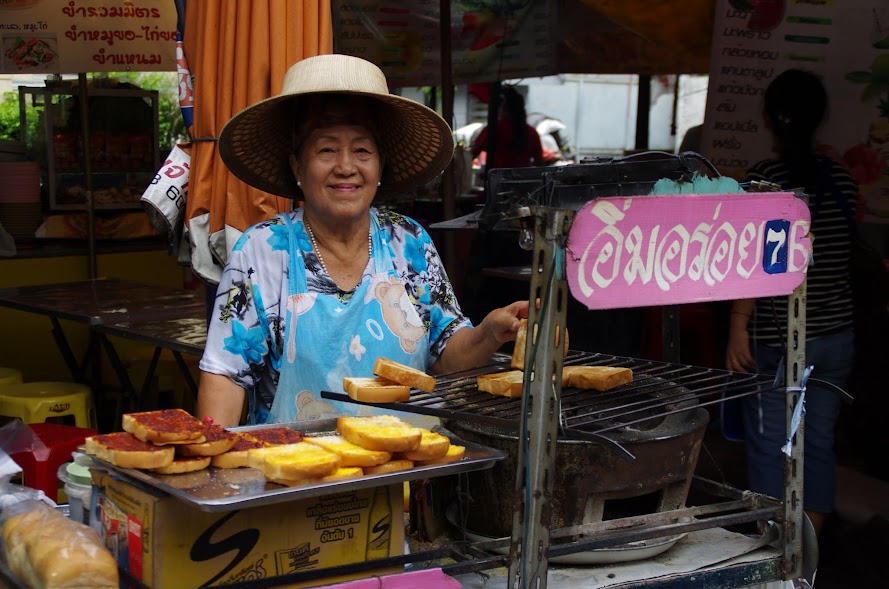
[783,280,806,579]
[439,0,457,276]
[77,73,96,279]
[634,74,651,151]
[508,208,572,589]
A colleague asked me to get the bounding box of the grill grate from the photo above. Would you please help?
[323,352,778,448]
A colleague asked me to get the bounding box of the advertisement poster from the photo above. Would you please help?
[0,0,177,74]
[331,0,558,87]
[702,0,889,223]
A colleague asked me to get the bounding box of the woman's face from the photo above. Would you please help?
[290,123,383,223]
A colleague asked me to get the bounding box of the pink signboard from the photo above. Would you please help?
[566,192,811,310]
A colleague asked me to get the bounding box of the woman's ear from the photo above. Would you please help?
[289,153,301,183]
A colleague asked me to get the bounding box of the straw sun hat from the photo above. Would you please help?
[219,54,454,199]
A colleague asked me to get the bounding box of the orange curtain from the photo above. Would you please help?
[183,0,332,284]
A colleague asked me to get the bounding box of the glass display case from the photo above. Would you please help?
[18,84,160,211]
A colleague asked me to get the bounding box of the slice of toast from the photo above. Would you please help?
[245,426,305,445]
[85,432,175,470]
[177,424,239,457]
[302,435,392,467]
[416,444,465,466]
[563,365,633,391]
[343,376,410,403]
[267,467,364,487]
[247,442,340,480]
[398,429,450,461]
[476,370,525,398]
[511,319,569,370]
[150,455,211,475]
[122,408,206,445]
[373,358,436,393]
[337,415,422,453]
[364,459,414,474]
[210,432,266,468]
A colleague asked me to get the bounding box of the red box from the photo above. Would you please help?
[10,422,96,502]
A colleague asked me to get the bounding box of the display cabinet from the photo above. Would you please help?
[18,85,160,211]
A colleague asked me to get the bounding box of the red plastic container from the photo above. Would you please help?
[9,422,96,502]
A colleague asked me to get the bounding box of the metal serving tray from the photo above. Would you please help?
[85,418,505,513]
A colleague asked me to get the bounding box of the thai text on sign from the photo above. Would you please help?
[565,192,811,310]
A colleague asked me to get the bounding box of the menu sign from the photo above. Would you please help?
[702,0,889,223]
[0,0,177,74]
[566,193,811,310]
[331,0,558,87]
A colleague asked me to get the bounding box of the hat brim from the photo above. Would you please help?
[219,91,454,199]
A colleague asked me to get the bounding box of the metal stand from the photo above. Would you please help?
[508,207,573,589]
[782,281,806,579]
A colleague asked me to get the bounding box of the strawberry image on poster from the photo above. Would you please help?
[747,0,786,32]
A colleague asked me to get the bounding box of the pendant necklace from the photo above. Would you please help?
[305,221,372,277]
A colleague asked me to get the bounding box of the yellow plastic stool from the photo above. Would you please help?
[0,382,96,429]
[0,368,23,386]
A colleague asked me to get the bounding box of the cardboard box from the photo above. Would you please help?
[90,470,403,588]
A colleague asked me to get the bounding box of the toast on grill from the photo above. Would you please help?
[85,432,174,470]
[337,415,423,453]
[177,423,239,457]
[511,319,569,370]
[150,455,211,475]
[563,365,633,391]
[122,408,206,445]
[302,434,392,467]
[398,429,450,461]
[247,442,340,480]
[477,370,525,398]
[373,358,436,393]
[343,376,410,403]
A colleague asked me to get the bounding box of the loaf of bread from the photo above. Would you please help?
[343,376,410,403]
[398,429,450,461]
[150,455,211,475]
[416,444,465,465]
[476,370,525,398]
[177,423,239,457]
[511,319,569,370]
[85,432,175,469]
[248,442,340,480]
[337,415,423,453]
[373,357,436,392]
[2,501,119,589]
[122,408,206,445]
[302,434,392,467]
[563,365,633,391]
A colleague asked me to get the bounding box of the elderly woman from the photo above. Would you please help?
[197,55,527,426]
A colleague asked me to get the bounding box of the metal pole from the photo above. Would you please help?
[439,0,456,275]
[783,280,806,579]
[508,207,573,589]
[77,73,96,279]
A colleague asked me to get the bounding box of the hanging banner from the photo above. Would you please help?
[0,0,177,74]
[702,0,889,223]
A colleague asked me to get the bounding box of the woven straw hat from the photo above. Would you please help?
[219,54,454,199]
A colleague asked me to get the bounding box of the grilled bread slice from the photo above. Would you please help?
[248,442,340,480]
[343,376,410,403]
[85,432,174,470]
[337,415,422,453]
[398,429,450,461]
[302,435,392,467]
[416,444,465,466]
[150,455,211,475]
[563,365,633,391]
[373,358,436,393]
[511,319,569,370]
[246,426,305,445]
[476,370,525,398]
[364,459,414,474]
[177,423,239,457]
[268,467,365,487]
[122,408,206,445]
[210,432,266,468]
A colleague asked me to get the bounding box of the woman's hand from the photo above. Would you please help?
[480,300,529,344]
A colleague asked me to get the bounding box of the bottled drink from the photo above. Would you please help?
[365,485,392,560]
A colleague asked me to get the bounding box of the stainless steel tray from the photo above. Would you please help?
[85,419,505,512]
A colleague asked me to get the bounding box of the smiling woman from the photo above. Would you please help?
[198,54,529,427]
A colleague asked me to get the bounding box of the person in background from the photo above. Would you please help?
[197,54,527,426]
[724,69,856,538]
[471,86,544,169]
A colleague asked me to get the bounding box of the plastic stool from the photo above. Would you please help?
[0,367,23,386]
[9,422,97,502]
[0,382,96,429]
